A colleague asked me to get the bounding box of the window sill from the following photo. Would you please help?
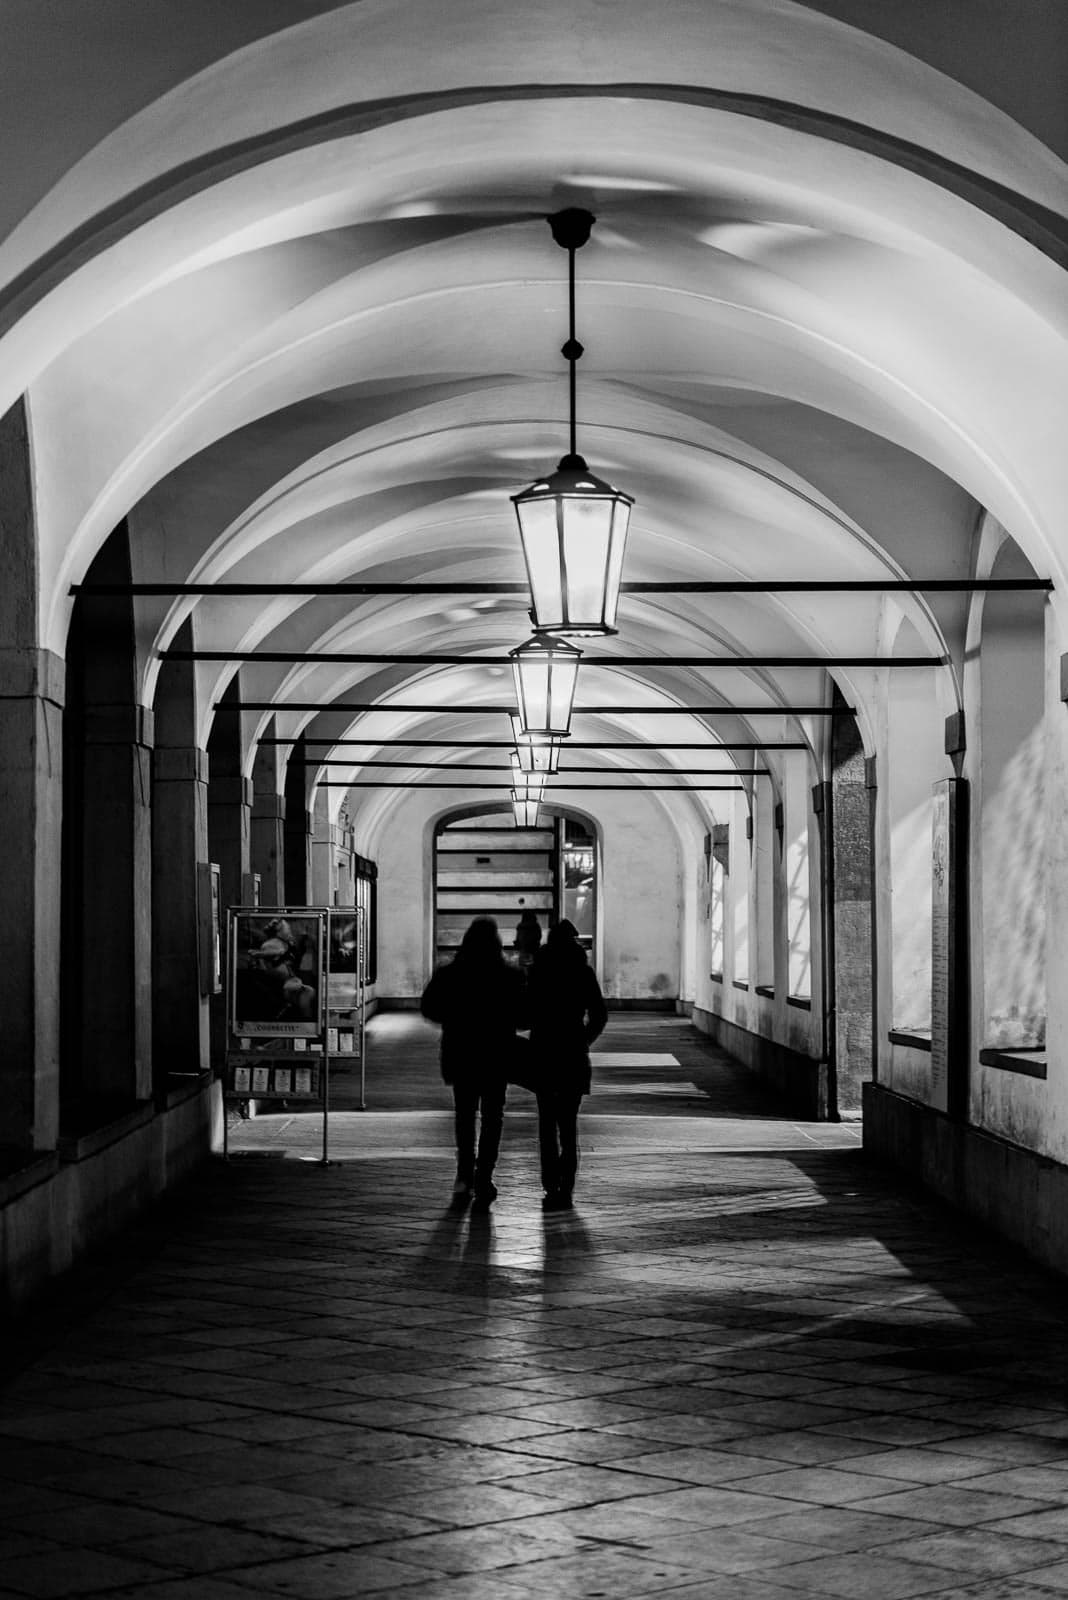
[978,1047,1047,1080]
[710,972,723,984]
[786,995,811,1011]
[755,984,775,1000]
[732,980,750,992]
[888,1029,932,1052]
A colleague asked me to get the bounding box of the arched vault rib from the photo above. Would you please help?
[41,214,1068,649]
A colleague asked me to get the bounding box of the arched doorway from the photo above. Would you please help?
[432,806,598,967]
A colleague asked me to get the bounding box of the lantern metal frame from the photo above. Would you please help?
[511,207,634,637]
[509,633,582,739]
[509,712,561,774]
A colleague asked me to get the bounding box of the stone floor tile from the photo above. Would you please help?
[738,1506,940,1551]
[118,1527,314,1574]
[830,1447,995,1483]
[493,1428,670,1466]
[494,1463,688,1506]
[0,1547,174,1597]
[368,1521,579,1573]
[724,1463,908,1504]
[962,1465,1068,1499]
[899,1527,1068,1576]
[716,1429,883,1465]
[855,1483,1057,1525]
[491,1545,697,1596]
[641,1523,821,1574]
[15,1505,200,1549]
[986,1508,1068,1540]
[760,1549,968,1597]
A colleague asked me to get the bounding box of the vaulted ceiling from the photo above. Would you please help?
[4,0,1066,849]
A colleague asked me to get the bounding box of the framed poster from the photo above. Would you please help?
[230,909,326,1037]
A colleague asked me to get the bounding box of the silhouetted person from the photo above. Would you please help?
[513,909,543,971]
[529,919,607,1209]
[421,917,527,1208]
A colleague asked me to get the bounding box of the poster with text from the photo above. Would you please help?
[231,910,325,1037]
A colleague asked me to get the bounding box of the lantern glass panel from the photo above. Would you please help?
[516,496,564,630]
[561,494,613,631]
[601,499,632,632]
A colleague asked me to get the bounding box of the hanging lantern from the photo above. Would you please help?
[510,753,546,829]
[510,712,561,774]
[511,789,543,829]
[510,634,581,739]
[512,458,633,636]
[511,207,634,637]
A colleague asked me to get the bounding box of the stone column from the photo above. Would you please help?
[0,398,62,1151]
[829,711,875,1113]
[81,701,154,1102]
[209,776,252,915]
[0,651,64,1152]
[152,644,210,1086]
[251,792,284,904]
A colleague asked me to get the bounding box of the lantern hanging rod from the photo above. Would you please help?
[73,578,1052,596]
[176,650,938,667]
[261,738,805,749]
[297,760,769,774]
[548,206,594,461]
[319,782,748,791]
[224,701,851,715]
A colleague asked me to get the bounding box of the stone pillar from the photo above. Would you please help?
[0,652,64,1151]
[208,760,252,1066]
[251,792,285,904]
[311,789,335,906]
[209,776,252,916]
[81,702,154,1102]
[152,643,210,1085]
[0,398,62,1151]
[829,709,874,1114]
[250,732,284,904]
[284,737,313,906]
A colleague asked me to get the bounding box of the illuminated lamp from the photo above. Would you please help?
[509,712,561,774]
[509,634,581,739]
[511,208,633,636]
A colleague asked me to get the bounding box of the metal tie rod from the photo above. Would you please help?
[270,738,804,750]
[75,578,1052,595]
[224,701,852,715]
[319,781,748,791]
[176,650,938,667]
[300,761,769,774]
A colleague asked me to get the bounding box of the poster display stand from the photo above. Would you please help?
[326,906,368,1111]
[223,907,334,1162]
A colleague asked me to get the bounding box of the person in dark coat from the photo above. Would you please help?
[420,916,527,1208]
[528,919,607,1209]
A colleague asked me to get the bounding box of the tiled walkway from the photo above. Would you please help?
[5,1019,1068,1599]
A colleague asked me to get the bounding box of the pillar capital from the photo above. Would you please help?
[209,775,253,809]
[0,647,64,706]
[154,746,209,785]
[84,703,154,747]
[252,793,285,821]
